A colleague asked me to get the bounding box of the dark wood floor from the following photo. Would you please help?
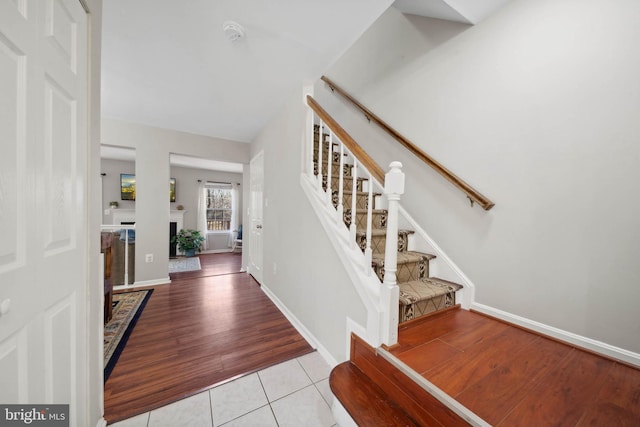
[390,308,640,426]
[104,253,313,424]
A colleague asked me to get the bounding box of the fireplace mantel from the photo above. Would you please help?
[111,209,186,231]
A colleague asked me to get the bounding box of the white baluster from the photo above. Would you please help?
[316,121,324,190]
[349,160,358,243]
[381,161,404,345]
[123,227,130,286]
[308,111,314,178]
[364,173,373,275]
[326,132,333,203]
[336,142,345,224]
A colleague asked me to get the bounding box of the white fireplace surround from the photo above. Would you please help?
[111,209,186,231]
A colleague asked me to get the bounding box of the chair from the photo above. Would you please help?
[232,224,243,253]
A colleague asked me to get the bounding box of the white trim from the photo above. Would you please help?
[200,249,233,254]
[345,317,367,362]
[471,303,640,368]
[331,399,358,427]
[260,283,338,368]
[95,418,107,427]
[114,277,170,291]
[398,205,475,308]
[300,173,384,348]
[377,348,490,427]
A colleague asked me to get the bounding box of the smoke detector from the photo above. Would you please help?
[223,21,245,42]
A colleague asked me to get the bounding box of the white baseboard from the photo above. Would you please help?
[113,277,171,291]
[471,303,640,367]
[95,418,107,427]
[260,283,338,368]
[200,249,233,254]
[331,399,358,427]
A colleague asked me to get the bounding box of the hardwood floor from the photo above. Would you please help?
[390,308,640,426]
[169,252,243,280]
[104,253,313,424]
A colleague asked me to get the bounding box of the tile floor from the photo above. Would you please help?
[110,352,336,427]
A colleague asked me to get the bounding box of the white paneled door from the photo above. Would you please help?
[248,151,264,283]
[0,0,89,425]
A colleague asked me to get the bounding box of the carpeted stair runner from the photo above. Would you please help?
[314,127,461,322]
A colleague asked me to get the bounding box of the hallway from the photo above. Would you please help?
[105,254,316,424]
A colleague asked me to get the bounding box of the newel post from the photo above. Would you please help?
[381,161,404,345]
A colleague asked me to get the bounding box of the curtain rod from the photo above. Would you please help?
[197,180,240,185]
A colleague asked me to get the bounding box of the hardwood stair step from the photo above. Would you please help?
[347,208,387,230]
[356,229,414,254]
[330,333,469,426]
[372,251,436,283]
[398,277,462,323]
[330,362,420,426]
[334,190,381,210]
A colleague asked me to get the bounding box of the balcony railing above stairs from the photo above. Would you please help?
[304,95,403,346]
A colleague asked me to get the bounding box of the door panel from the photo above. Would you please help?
[0,1,88,424]
[249,151,264,282]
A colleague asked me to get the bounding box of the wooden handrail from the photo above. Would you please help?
[321,76,495,211]
[307,95,386,185]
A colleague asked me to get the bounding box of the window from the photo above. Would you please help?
[206,184,232,231]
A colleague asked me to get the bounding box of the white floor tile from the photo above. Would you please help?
[110,412,149,427]
[148,391,212,427]
[258,358,312,402]
[297,351,332,383]
[219,405,277,427]
[210,373,269,426]
[271,385,335,427]
[315,378,334,407]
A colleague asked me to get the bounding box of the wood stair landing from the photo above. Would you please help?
[331,307,640,426]
[331,332,469,427]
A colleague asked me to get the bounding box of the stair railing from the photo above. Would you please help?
[306,95,402,345]
[321,76,495,211]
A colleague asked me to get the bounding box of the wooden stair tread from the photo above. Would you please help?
[330,362,420,427]
[354,208,387,214]
[356,228,415,237]
[399,277,463,305]
[338,333,469,426]
[373,250,435,266]
[342,189,381,196]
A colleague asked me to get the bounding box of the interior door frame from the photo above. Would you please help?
[248,150,264,284]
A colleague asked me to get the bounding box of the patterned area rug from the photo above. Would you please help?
[104,289,153,382]
[169,257,201,273]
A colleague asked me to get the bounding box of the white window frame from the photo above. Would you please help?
[205,183,233,233]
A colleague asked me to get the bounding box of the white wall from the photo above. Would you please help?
[100,159,244,251]
[101,118,250,283]
[250,88,368,362]
[315,0,640,353]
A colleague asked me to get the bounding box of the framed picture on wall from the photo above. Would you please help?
[170,178,176,202]
[120,174,177,202]
[120,173,136,200]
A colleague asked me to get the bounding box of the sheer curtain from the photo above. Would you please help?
[229,183,240,248]
[196,181,208,251]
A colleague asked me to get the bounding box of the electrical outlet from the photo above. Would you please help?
[145,254,154,263]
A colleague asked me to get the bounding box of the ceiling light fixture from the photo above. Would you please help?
[223,21,245,42]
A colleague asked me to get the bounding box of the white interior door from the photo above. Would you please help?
[248,151,264,283]
[0,1,88,424]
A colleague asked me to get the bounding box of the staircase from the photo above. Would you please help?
[304,95,640,427]
[314,128,462,324]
